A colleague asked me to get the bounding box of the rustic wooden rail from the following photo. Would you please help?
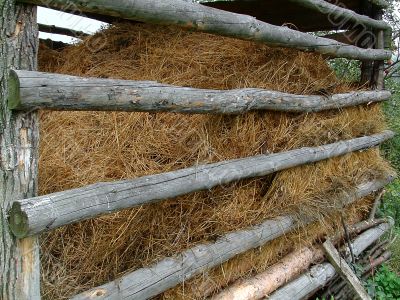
[289,0,390,32]
[8,70,391,113]
[268,220,394,299]
[8,131,394,238]
[17,0,391,60]
[38,24,89,38]
[69,179,392,300]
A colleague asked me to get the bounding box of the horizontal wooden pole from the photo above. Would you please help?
[69,179,392,300]
[38,23,89,38]
[268,220,394,299]
[289,0,390,31]
[8,70,391,113]
[8,131,394,238]
[17,0,391,60]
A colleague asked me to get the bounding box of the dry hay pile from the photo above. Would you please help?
[38,23,393,299]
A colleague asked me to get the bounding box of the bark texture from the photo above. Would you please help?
[8,70,391,113]
[0,2,40,299]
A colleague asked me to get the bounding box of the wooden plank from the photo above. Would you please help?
[288,0,390,31]
[0,1,41,300]
[69,179,391,300]
[323,240,372,300]
[267,220,394,300]
[17,0,391,60]
[8,70,392,113]
[8,131,394,238]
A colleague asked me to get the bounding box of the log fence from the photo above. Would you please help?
[0,0,395,299]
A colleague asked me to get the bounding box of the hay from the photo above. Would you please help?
[38,22,392,299]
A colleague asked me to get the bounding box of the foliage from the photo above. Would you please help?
[365,265,400,299]
[328,58,361,82]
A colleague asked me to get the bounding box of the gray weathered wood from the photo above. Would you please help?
[8,70,392,113]
[8,131,394,238]
[322,240,372,300]
[38,23,89,38]
[267,220,394,300]
[373,10,385,90]
[69,179,392,300]
[17,0,391,60]
[0,2,41,300]
[289,0,390,31]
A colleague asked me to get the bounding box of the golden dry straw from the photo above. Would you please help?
[37,22,392,299]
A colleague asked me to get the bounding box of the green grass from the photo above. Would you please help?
[381,79,400,276]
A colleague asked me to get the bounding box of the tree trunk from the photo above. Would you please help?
[0,2,40,300]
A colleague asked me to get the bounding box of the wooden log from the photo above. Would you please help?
[8,131,394,238]
[211,218,388,300]
[212,246,323,300]
[69,179,390,300]
[267,220,394,300]
[17,0,391,60]
[38,23,89,38]
[322,240,372,300]
[0,2,41,300]
[8,70,392,113]
[288,0,390,31]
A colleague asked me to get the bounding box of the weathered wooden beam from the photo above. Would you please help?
[267,220,394,299]
[8,70,391,113]
[322,240,371,300]
[69,179,391,300]
[17,0,391,60]
[288,0,390,31]
[0,2,41,300]
[8,131,394,238]
[38,23,89,38]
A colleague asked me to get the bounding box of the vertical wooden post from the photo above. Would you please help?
[372,9,385,89]
[360,0,374,86]
[0,1,40,300]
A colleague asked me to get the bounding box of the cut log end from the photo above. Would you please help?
[8,201,29,238]
[7,69,21,110]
